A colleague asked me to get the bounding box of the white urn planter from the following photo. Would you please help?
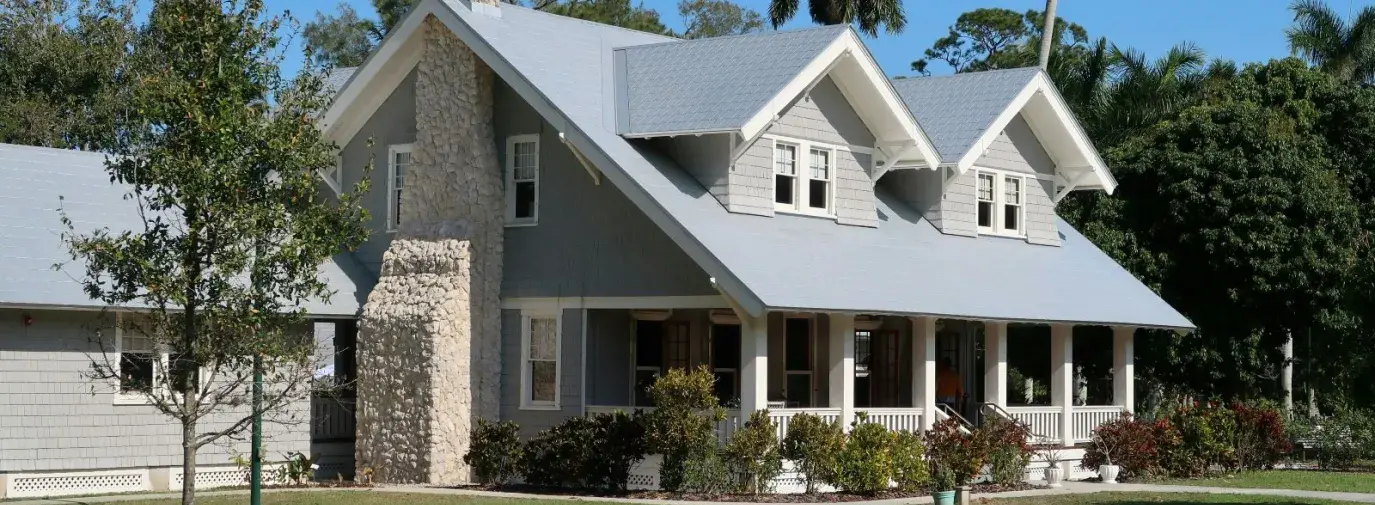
[1043,465,1064,487]
[1099,464,1121,484]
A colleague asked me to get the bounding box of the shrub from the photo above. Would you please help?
[981,416,1034,486]
[780,413,844,493]
[925,417,989,488]
[683,448,735,494]
[1299,407,1375,470]
[833,414,894,495]
[723,410,782,494]
[891,430,929,492]
[522,416,598,488]
[1162,402,1235,477]
[587,410,649,491]
[464,420,523,486]
[1082,413,1176,481]
[1228,401,1291,471]
[644,366,725,492]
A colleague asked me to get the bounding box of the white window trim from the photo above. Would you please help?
[386,144,413,233]
[112,313,208,406]
[505,134,541,227]
[975,167,1028,238]
[520,309,562,411]
[770,136,836,218]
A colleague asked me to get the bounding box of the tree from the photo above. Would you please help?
[767,0,904,37]
[0,0,137,150]
[541,0,672,35]
[59,1,371,503]
[302,3,375,68]
[1286,0,1375,84]
[679,0,763,39]
[911,8,1087,75]
[1038,0,1056,69]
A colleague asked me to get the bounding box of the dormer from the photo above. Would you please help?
[888,68,1117,246]
[614,26,939,227]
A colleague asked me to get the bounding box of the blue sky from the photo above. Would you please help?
[266,0,1365,78]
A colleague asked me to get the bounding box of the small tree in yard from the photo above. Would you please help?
[58,1,370,504]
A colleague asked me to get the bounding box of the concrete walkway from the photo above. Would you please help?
[4,481,1374,505]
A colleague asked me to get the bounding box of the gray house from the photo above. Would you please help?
[0,145,368,498]
[0,0,1193,495]
[327,0,1191,488]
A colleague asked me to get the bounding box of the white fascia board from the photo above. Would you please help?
[952,72,1117,195]
[739,35,848,141]
[424,0,768,317]
[321,1,431,146]
[837,30,939,170]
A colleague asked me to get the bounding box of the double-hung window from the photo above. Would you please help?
[114,314,203,405]
[975,169,1026,237]
[506,134,540,226]
[387,144,412,231]
[521,310,561,410]
[772,138,835,216]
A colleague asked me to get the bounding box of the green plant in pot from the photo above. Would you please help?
[930,464,956,505]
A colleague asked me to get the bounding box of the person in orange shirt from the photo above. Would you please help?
[936,358,962,406]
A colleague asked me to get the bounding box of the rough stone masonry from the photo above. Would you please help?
[356,15,504,485]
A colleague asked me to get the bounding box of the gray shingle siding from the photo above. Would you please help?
[941,170,979,237]
[766,77,875,148]
[654,135,731,209]
[0,308,307,472]
[499,308,583,438]
[339,69,417,278]
[727,138,775,216]
[495,79,717,298]
[975,115,1056,177]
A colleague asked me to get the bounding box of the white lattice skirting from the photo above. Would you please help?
[172,464,283,490]
[3,469,151,499]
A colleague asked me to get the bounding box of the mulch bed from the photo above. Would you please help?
[455,482,1043,502]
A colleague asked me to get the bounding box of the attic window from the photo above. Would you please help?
[772,137,834,217]
[976,169,1026,237]
[506,134,540,226]
[387,144,412,232]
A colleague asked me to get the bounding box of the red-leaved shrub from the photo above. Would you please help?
[1081,413,1178,481]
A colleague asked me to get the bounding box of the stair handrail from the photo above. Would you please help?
[933,403,975,434]
[980,402,1056,444]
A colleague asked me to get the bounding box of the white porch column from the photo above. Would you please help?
[828,314,856,430]
[984,321,1008,407]
[1113,326,1136,413]
[912,316,937,430]
[1051,324,1074,447]
[740,313,770,417]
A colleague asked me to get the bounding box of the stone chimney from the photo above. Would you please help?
[459,0,501,17]
[355,17,503,485]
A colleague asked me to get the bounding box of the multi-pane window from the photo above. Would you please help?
[522,311,560,409]
[633,319,692,406]
[808,148,830,210]
[119,331,156,394]
[711,324,741,406]
[784,318,812,407]
[975,170,1026,237]
[773,138,835,216]
[506,134,540,226]
[774,142,797,206]
[387,145,412,231]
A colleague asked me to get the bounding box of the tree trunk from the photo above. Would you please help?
[1038,0,1057,70]
[181,420,197,505]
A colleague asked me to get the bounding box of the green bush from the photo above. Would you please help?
[683,448,735,494]
[833,414,895,495]
[981,416,1034,486]
[587,411,649,491]
[644,366,725,492]
[521,416,597,488]
[925,417,989,488]
[1296,407,1375,470]
[464,420,523,486]
[780,412,844,493]
[1161,402,1236,477]
[723,410,782,493]
[891,430,929,492]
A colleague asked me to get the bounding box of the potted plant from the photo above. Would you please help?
[930,465,956,505]
[1036,444,1065,487]
[1090,431,1121,483]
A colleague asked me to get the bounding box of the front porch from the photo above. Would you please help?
[581,307,1137,446]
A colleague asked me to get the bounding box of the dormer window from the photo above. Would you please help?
[506,134,540,226]
[772,137,834,216]
[976,169,1025,237]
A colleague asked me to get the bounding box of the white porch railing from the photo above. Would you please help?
[1072,405,1124,443]
[859,408,925,434]
[1005,406,1061,442]
[768,408,840,441]
[585,405,743,443]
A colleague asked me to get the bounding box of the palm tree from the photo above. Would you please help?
[1286,0,1375,83]
[1038,0,1057,69]
[767,0,905,37]
[1086,42,1215,144]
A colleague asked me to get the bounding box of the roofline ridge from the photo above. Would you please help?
[612,23,847,52]
[893,65,1043,83]
[502,1,679,42]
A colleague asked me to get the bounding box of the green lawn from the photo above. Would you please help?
[992,492,1361,505]
[1157,470,1375,494]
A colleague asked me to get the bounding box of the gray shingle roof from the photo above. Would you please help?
[891,67,1040,164]
[616,25,847,135]
[439,2,1190,328]
[324,67,358,95]
[0,143,370,315]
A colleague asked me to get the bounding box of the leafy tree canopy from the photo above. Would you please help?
[680,0,763,39]
[767,0,904,37]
